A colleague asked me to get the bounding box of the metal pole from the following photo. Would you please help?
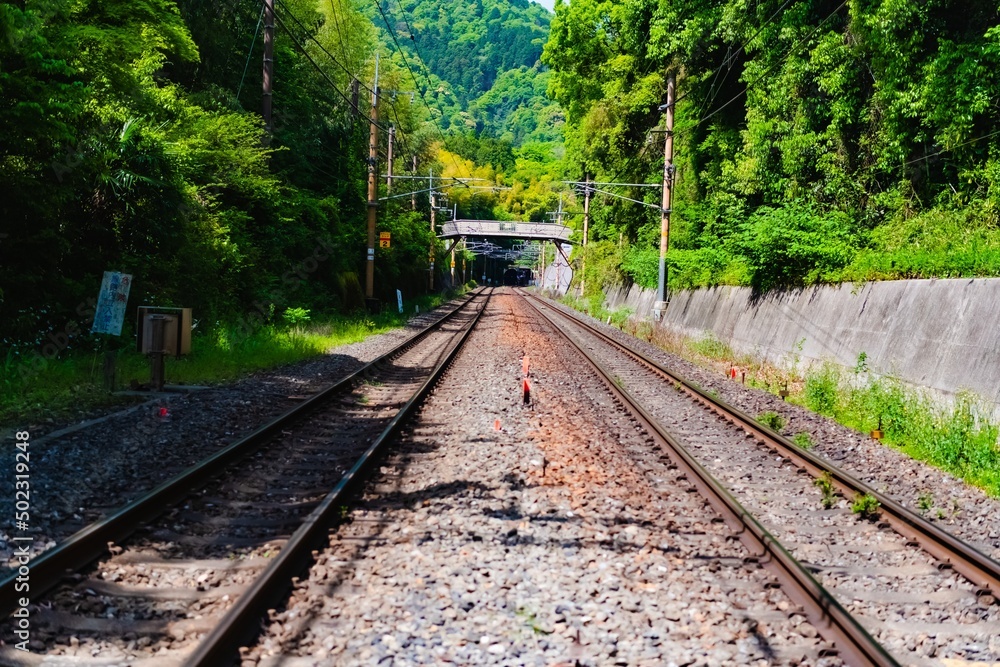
[365,54,380,300]
[429,169,435,291]
[582,175,590,296]
[262,0,275,134]
[387,124,394,194]
[655,72,676,318]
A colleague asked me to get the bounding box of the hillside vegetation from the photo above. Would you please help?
[367,0,563,144]
[540,0,1000,294]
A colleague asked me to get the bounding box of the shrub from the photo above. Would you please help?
[758,411,786,432]
[805,362,840,416]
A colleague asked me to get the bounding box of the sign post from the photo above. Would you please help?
[91,271,132,392]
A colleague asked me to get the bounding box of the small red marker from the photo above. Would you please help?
[522,355,530,377]
[494,419,501,431]
[523,378,531,405]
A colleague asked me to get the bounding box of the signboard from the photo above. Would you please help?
[396,289,403,314]
[91,271,132,336]
[379,231,391,248]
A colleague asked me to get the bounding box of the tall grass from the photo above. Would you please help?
[1,292,454,429]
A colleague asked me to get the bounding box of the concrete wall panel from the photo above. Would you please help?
[604,279,1000,409]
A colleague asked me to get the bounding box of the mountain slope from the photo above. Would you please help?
[370,0,561,145]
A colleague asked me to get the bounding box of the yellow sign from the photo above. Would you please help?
[379,231,390,248]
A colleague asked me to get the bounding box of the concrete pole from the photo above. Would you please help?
[364,54,380,300]
[386,124,394,194]
[655,72,676,318]
[429,169,435,291]
[411,156,417,211]
[262,0,274,134]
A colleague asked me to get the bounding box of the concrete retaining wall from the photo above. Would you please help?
[604,279,1000,410]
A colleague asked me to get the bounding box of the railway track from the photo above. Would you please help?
[520,289,1000,666]
[0,288,491,666]
[241,291,852,665]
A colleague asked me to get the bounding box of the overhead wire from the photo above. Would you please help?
[270,7,391,131]
[373,0,473,186]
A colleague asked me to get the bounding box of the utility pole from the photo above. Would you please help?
[450,204,457,286]
[556,194,563,294]
[654,72,676,320]
[411,156,417,211]
[364,54,380,302]
[262,0,275,134]
[428,169,436,291]
[386,124,395,194]
[581,175,591,297]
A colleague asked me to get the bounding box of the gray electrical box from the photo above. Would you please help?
[136,307,192,356]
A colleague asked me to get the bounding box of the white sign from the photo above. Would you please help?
[91,271,132,336]
[397,289,403,314]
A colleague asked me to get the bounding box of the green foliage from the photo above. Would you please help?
[541,0,1000,292]
[851,493,881,520]
[757,411,786,432]
[804,362,840,416]
[792,432,813,450]
[734,205,856,292]
[282,307,312,328]
[801,365,1000,495]
[814,472,836,509]
[689,333,732,360]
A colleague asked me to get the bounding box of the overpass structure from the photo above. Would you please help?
[438,220,574,244]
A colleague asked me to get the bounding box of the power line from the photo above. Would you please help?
[271,9,390,131]
[373,0,470,182]
[901,129,1000,167]
[236,3,265,99]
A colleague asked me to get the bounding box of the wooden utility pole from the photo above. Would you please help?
[450,204,457,286]
[387,124,395,194]
[364,55,380,301]
[428,169,436,291]
[655,72,676,318]
[556,194,564,293]
[581,175,591,296]
[262,0,275,133]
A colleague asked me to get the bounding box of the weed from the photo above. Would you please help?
[706,389,719,400]
[0,291,456,429]
[356,394,370,405]
[609,306,634,329]
[804,362,840,416]
[792,432,813,449]
[757,411,786,432]
[854,351,869,375]
[917,492,933,513]
[814,472,837,509]
[613,375,624,388]
[690,333,733,360]
[515,607,552,635]
[851,493,881,520]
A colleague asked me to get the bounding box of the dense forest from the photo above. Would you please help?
[542,0,1000,294]
[5,0,1000,373]
[367,0,563,144]
[0,0,565,359]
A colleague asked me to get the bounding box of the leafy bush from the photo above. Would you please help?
[804,362,840,416]
[757,411,786,432]
[735,204,856,292]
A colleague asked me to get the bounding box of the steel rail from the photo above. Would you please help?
[187,288,493,665]
[0,290,484,618]
[524,291,1000,606]
[520,292,898,667]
